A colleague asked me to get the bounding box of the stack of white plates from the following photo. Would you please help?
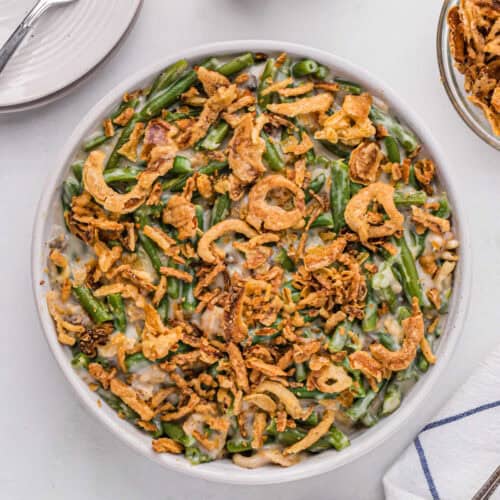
[0,0,142,113]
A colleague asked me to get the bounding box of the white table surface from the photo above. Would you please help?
[0,1,498,498]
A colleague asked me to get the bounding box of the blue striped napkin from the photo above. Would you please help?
[383,346,500,500]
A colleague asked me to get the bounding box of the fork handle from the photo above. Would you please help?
[0,0,52,73]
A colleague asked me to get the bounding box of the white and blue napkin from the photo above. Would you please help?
[383,346,500,500]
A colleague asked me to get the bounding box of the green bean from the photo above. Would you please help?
[182,267,197,314]
[217,52,254,76]
[139,69,198,121]
[301,410,319,427]
[328,321,350,352]
[384,136,401,163]
[72,286,113,324]
[251,331,280,344]
[105,117,140,170]
[97,388,138,421]
[171,155,193,175]
[211,193,230,226]
[83,134,111,152]
[258,58,276,108]
[198,160,229,176]
[290,388,338,400]
[345,389,379,422]
[396,305,411,323]
[305,173,326,202]
[226,439,252,453]
[362,282,378,332]
[275,248,296,272]
[396,362,419,382]
[314,65,329,80]
[110,97,139,121]
[104,166,143,184]
[369,106,419,153]
[310,212,334,229]
[138,230,162,274]
[372,263,398,312]
[125,352,150,372]
[71,352,90,370]
[360,412,379,427]
[391,235,424,305]
[330,160,350,232]
[407,230,427,259]
[377,332,400,351]
[292,59,319,77]
[186,446,213,464]
[71,162,83,182]
[62,177,82,210]
[156,294,169,323]
[162,422,195,447]
[393,190,427,206]
[321,140,353,159]
[148,59,189,97]
[417,351,429,372]
[167,260,180,299]
[381,381,402,416]
[164,109,200,122]
[295,362,307,382]
[334,78,362,95]
[434,195,451,219]
[162,173,191,192]
[201,57,221,70]
[200,121,229,150]
[107,293,127,332]
[262,133,285,172]
[320,427,350,451]
[408,163,419,189]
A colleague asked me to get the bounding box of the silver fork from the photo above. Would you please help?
[0,0,78,74]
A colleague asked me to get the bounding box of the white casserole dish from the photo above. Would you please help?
[31,40,472,485]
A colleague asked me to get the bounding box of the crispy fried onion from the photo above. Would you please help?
[303,237,347,271]
[255,381,307,419]
[344,182,404,250]
[141,119,178,161]
[284,409,336,455]
[370,297,424,371]
[348,351,384,383]
[232,233,279,270]
[227,342,249,393]
[311,364,352,393]
[267,92,333,117]
[177,84,238,148]
[348,141,383,184]
[243,393,277,413]
[152,437,183,454]
[411,206,450,235]
[141,304,182,361]
[197,219,257,264]
[247,175,306,231]
[162,187,198,241]
[110,378,155,421]
[315,93,376,146]
[232,447,301,468]
[196,66,231,96]
[227,113,266,190]
[83,147,176,214]
[183,412,230,456]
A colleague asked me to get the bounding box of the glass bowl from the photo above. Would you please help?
[437,0,500,150]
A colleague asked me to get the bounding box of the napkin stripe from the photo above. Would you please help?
[414,399,500,500]
[415,436,439,500]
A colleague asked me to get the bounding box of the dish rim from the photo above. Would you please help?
[436,0,500,150]
[31,39,472,485]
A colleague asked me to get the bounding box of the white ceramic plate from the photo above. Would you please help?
[32,40,472,485]
[0,0,142,112]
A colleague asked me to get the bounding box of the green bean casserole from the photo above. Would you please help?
[46,51,458,468]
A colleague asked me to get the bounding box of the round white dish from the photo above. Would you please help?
[32,40,472,485]
[0,0,142,112]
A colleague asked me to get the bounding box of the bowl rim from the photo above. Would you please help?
[31,39,472,485]
[436,0,500,151]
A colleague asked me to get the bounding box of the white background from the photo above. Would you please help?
[0,1,498,499]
